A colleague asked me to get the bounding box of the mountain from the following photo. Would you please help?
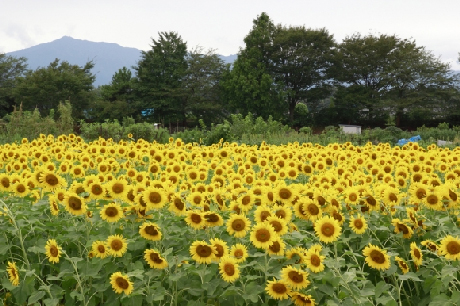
[6,36,238,86]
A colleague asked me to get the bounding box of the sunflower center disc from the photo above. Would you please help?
[50,246,59,257]
[321,223,334,237]
[145,226,158,236]
[354,219,363,229]
[310,254,320,266]
[288,271,303,283]
[224,264,235,276]
[272,283,287,294]
[447,241,460,255]
[111,240,123,251]
[256,229,270,242]
[370,250,385,264]
[116,277,129,289]
[105,207,118,217]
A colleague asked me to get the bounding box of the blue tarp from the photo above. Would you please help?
[397,135,421,146]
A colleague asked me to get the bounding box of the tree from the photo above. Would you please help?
[182,47,227,126]
[90,67,137,122]
[13,59,95,119]
[0,54,28,117]
[221,13,287,122]
[333,34,459,127]
[270,25,336,123]
[133,32,188,124]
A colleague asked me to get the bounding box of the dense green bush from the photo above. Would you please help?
[79,119,170,143]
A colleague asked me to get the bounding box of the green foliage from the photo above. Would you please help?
[79,119,169,143]
[0,101,74,143]
[133,32,188,123]
[0,54,28,118]
[13,59,95,119]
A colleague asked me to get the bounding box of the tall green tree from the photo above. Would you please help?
[134,32,188,124]
[333,34,459,126]
[221,13,286,122]
[182,47,226,126]
[270,25,336,122]
[0,54,28,117]
[90,67,136,122]
[13,59,95,119]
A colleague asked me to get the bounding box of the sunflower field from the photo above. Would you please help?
[1,134,460,306]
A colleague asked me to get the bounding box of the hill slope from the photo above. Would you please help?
[6,36,238,86]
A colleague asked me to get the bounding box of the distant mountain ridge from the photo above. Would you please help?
[6,36,237,86]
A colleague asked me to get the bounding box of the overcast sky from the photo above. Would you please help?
[1,0,459,69]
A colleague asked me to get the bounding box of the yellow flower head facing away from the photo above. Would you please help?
[7,261,20,286]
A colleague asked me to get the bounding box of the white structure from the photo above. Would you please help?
[339,124,361,134]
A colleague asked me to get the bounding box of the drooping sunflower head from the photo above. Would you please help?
[7,261,20,286]
[395,256,409,274]
[210,238,229,262]
[204,212,224,227]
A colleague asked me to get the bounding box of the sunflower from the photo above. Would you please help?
[314,216,341,243]
[267,216,288,236]
[6,261,20,286]
[302,200,323,222]
[285,247,306,264]
[39,171,66,191]
[219,256,240,283]
[274,206,292,222]
[110,272,133,295]
[142,188,168,210]
[188,191,206,207]
[63,192,87,216]
[107,235,128,257]
[229,243,248,263]
[204,211,224,227]
[139,222,162,241]
[88,182,106,199]
[105,179,127,199]
[304,249,325,273]
[49,195,59,216]
[439,235,460,260]
[189,240,216,264]
[185,210,205,230]
[410,242,423,266]
[250,222,276,250]
[45,239,62,263]
[363,244,391,271]
[265,278,291,300]
[210,238,229,262]
[291,293,315,306]
[392,218,413,239]
[421,240,440,254]
[226,214,251,238]
[281,265,310,290]
[423,190,443,211]
[349,214,367,234]
[91,241,109,259]
[254,205,272,223]
[144,249,169,269]
[395,256,409,274]
[169,194,187,215]
[100,202,123,222]
[267,237,286,257]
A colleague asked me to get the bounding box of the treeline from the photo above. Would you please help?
[1,12,460,130]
